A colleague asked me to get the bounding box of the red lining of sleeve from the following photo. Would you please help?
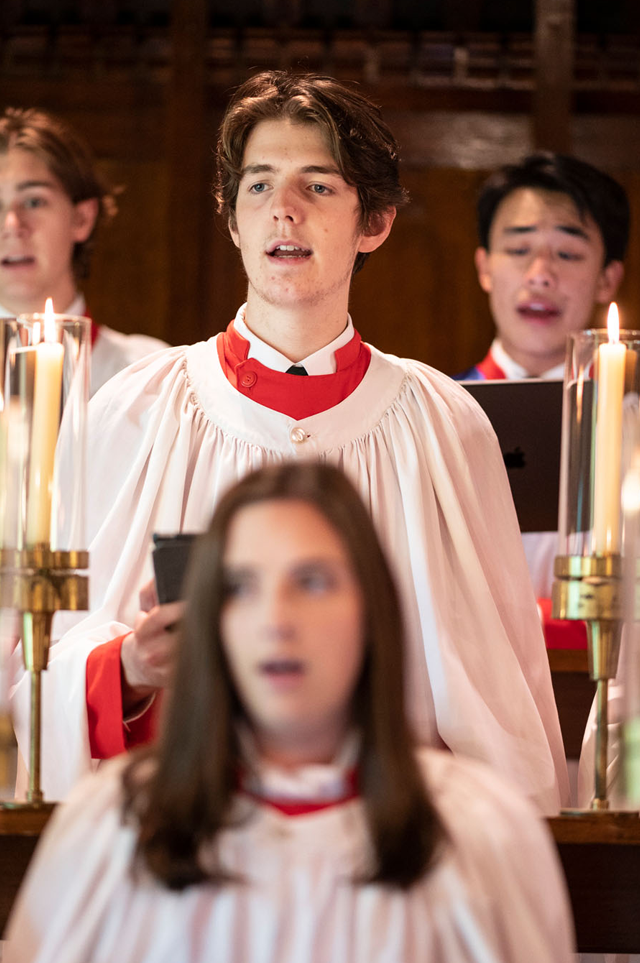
[86,635,159,758]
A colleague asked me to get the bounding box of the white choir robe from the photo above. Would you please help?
[90,324,168,397]
[10,333,569,811]
[4,748,575,963]
[0,297,168,399]
[522,531,558,599]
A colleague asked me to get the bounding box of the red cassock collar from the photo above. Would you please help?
[475,349,507,380]
[218,321,371,419]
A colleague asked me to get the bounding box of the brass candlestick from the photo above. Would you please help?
[553,326,640,813]
[553,554,622,810]
[0,311,90,808]
[0,548,88,807]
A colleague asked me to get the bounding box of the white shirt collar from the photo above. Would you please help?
[234,303,354,375]
[492,338,565,380]
[0,293,87,319]
[238,726,360,802]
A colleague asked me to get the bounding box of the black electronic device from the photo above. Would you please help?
[152,532,197,604]
[461,378,565,533]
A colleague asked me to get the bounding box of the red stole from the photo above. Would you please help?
[218,321,371,419]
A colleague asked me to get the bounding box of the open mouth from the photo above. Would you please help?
[517,302,560,322]
[267,244,312,260]
[259,658,306,689]
[1,255,35,268]
[260,659,305,676]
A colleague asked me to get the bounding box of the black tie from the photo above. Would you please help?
[286,365,308,376]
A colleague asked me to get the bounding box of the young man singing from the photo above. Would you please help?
[458,152,628,382]
[11,72,568,813]
[456,155,629,611]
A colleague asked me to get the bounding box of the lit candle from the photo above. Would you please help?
[593,302,626,553]
[25,299,64,546]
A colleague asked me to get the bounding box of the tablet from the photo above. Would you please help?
[460,378,564,533]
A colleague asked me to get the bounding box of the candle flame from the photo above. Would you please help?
[607,302,620,344]
[44,297,56,343]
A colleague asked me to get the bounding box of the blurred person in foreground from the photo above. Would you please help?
[5,463,575,963]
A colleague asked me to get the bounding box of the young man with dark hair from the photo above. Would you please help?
[0,107,167,395]
[12,72,568,814]
[455,153,629,611]
[457,152,628,381]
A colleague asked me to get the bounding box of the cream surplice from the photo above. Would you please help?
[4,748,574,963]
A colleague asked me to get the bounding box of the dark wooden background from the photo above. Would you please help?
[2,0,640,375]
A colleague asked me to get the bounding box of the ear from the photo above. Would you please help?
[358,207,396,255]
[594,259,624,304]
[474,247,493,294]
[72,198,99,243]
[228,214,240,249]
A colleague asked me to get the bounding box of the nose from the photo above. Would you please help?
[525,249,556,289]
[1,206,25,237]
[261,584,296,640]
[270,184,300,224]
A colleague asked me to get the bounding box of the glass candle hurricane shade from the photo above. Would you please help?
[0,313,90,553]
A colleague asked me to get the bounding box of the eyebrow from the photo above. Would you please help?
[16,179,57,192]
[241,163,342,177]
[223,556,348,581]
[224,556,342,570]
[502,224,591,242]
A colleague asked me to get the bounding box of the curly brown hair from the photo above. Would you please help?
[215,71,408,274]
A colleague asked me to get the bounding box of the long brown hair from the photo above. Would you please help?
[215,70,408,274]
[123,463,441,890]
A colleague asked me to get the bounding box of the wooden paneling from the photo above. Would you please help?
[609,170,640,333]
[350,168,493,372]
[389,110,532,169]
[165,0,210,346]
[0,80,167,160]
[1,14,640,367]
[534,0,574,152]
[0,807,53,937]
[83,159,170,340]
[549,813,640,954]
